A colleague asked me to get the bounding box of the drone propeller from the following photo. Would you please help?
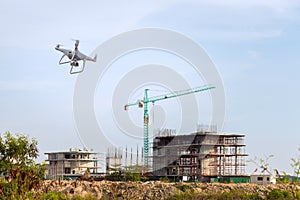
[56,44,64,48]
[71,39,80,48]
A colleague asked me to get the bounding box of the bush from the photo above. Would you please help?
[124,172,141,181]
[169,189,264,200]
[42,191,69,200]
[267,189,293,200]
[216,189,263,200]
[176,184,192,192]
[296,191,300,200]
[107,171,122,181]
[159,177,170,182]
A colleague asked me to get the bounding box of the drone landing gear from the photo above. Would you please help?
[58,55,86,74]
[69,60,86,74]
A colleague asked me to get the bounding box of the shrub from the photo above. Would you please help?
[124,172,141,181]
[159,177,170,182]
[42,191,69,200]
[267,189,293,200]
[296,191,300,200]
[168,189,264,200]
[107,171,122,181]
[176,184,192,192]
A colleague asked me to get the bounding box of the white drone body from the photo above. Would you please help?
[55,40,97,74]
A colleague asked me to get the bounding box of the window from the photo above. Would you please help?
[64,168,71,174]
[257,177,263,181]
[172,168,176,174]
[65,154,70,159]
[267,177,270,181]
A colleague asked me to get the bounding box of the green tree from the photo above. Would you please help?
[291,148,300,182]
[124,171,141,181]
[0,131,45,199]
[107,171,122,181]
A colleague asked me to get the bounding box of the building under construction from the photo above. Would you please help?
[106,147,123,174]
[45,148,102,180]
[152,127,247,181]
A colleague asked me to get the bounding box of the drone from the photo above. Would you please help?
[55,40,97,74]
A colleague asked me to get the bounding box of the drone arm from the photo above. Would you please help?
[59,55,71,65]
[85,54,97,62]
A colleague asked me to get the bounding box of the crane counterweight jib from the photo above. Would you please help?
[124,105,129,111]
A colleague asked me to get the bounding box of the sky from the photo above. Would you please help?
[0,0,300,175]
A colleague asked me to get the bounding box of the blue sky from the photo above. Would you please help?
[0,0,300,174]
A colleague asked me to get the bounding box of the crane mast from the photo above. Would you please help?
[124,84,215,167]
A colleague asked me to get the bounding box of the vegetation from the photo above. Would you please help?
[0,131,45,199]
[124,171,141,181]
[41,192,97,200]
[106,165,148,181]
[168,189,264,200]
[176,184,193,192]
[168,189,300,200]
[291,148,300,182]
[159,176,170,182]
[267,189,293,200]
[107,171,122,181]
[107,170,148,182]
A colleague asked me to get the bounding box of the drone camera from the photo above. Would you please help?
[71,61,79,67]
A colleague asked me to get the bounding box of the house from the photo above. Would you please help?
[45,148,101,179]
[250,174,276,185]
[250,167,276,184]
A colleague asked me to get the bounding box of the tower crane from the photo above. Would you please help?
[124,84,215,167]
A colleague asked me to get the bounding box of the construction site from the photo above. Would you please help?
[105,85,248,182]
[104,125,248,182]
[44,84,249,182]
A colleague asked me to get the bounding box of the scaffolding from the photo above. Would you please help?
[106,146,145,173]
[152,129,247,180]
[106,147,123,174]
